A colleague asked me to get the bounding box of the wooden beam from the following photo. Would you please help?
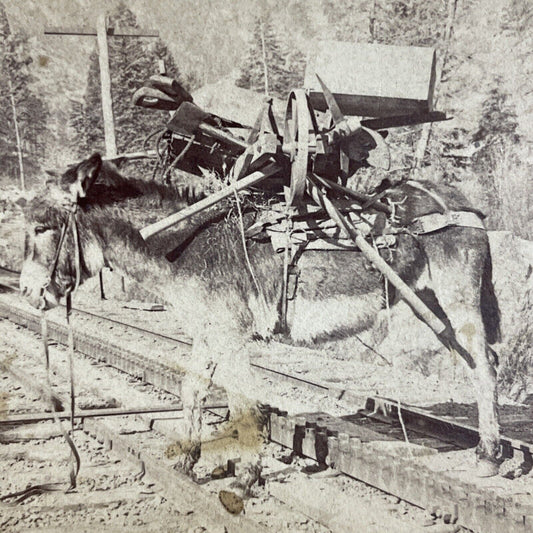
[140,161,281,240]
[45,16,159,161]
[307,176,447,336]
[44,26,159,37]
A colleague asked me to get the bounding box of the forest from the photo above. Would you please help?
[0,0,531,239]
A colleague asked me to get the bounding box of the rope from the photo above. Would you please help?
[44,308,80,491]
[5,208,83,504]
[232,188,265,304]
[384,278,392,332]
[162,135,195,184]
[143,127,166,153]
[1,311,80,503]
[397,399,414,459]
[353,333,392,367]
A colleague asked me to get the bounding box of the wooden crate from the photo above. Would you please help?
[304,40,436,118]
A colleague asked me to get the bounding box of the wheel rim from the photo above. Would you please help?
[283,89,310,206]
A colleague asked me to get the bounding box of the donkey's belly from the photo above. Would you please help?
[287,251,383,342]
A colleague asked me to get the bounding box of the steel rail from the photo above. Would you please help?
[0,403,228,427]
[2,282,533,531]
[0,269,337,393]
[2,269,532,455]
[362,396,531,461]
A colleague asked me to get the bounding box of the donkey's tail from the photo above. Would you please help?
[481,246,501,345]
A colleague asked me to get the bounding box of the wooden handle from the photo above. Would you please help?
[140,162,281,241]
[307,177,447,336]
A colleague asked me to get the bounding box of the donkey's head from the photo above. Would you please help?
[19,153,105,310]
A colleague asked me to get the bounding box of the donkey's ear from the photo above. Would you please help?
[61,153,102,199]
[74,153,102,197]
[44,168,60,189]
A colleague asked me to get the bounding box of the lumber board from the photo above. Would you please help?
[305,40,436,117]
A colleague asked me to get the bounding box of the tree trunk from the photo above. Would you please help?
[259,21,269,96]
[369,0,377,43]
[412,0,458,174]
[7,77,24,190]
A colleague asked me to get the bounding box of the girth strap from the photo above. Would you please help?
[409,210,485,235]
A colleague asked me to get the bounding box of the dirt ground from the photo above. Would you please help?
[0,315,439,533]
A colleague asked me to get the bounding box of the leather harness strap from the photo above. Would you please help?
[409,210,485,235]
[8,204,83,503]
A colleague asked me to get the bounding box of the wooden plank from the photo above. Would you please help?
[366,396,533,459]
[269,475,425,533]
[305,40,436,117]
[361,111,449,130]
[18,489,154,514]
[83,417,271,533]
[140,162,281,240]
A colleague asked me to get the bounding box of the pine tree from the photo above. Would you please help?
[236,15,304,99]
[474,83,520,146]
[70,3,186,170]
[0,1,49,188]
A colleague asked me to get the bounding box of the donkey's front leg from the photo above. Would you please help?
[178,337,215,474]
[213,341,266,498]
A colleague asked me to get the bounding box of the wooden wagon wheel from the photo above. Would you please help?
[283,89,310,206]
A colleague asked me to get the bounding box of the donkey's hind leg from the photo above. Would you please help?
[422,237,500,475]
[441,305,500,472]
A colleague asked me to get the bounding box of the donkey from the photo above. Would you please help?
[19,153,502,486]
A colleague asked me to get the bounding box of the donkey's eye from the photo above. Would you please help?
[34,225,50,234]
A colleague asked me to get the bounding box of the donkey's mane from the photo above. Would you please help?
[82,161,204,209]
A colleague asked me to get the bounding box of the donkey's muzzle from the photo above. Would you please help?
[20,263,60,310]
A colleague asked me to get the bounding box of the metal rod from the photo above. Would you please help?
[0,404,228,427]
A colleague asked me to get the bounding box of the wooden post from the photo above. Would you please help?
[369,0,377,43]
[96,14,117,158]
[45,17,158,160]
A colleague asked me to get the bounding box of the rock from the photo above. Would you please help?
[218,490,244,515]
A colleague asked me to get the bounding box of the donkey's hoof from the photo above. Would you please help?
[166,441,201,475]
[476,458,500,478]
[218,490,244,515]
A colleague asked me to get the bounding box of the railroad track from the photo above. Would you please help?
[1,267,533,532]
[0,299,428,533]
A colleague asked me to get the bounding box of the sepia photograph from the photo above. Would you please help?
[0,0,532,531]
